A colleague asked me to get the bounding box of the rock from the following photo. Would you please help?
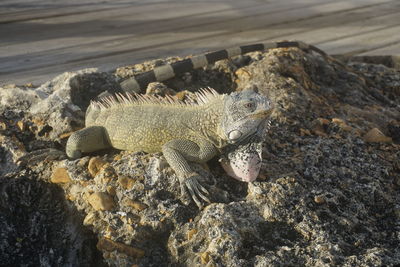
[97,238,145,258]
[2,46,400,266]
[314,195,325,204]
[88,192,115,211]
[123,198,148,212]
[363,128,393,143]
[0,171,104,266]
[118,176,135,190]
[51,167,72,183]
[16,120,25,131]
[187,229,197,240]
[88,157,108,177]
[83,212,98,226]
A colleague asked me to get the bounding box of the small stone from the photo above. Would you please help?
[331,118,353,132]
[187,229,197,240]
[59,132,73,139]
[0,121,6,130]
[83,212,97,226]
[88,192,115,211]
[102,165,116,184]
[200,252,210,264]
[175,90,189,101]
[314,195,325,204]
[107,185,117,196]
[235,68,251,79]
[77,157,89,167]
[31,117,45,126]
[114,154,122,161]
[124,198,148,211]
[16,120,25,131]
[51,168,72,183]
[317,118,330,125]
[97,238,145,258]
[25,83,34,87]
[118,176,135,190]
[104,225,116,239]
[88,157,108,177]
[363,128,392,143]
[300,128,311,136]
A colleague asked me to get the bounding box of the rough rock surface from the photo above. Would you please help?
[1,47,399,266]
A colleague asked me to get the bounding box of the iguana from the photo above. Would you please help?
[119,40,331,93]
[66,88,273,207]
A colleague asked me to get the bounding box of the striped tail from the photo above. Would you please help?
[120,41,327,93]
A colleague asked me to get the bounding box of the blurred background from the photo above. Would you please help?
[1,0,399,86]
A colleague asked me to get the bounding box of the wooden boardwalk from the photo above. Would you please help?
[1,0,400,86]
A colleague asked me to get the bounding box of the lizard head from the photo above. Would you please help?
[222,90,272,145]
[219,90,272,182]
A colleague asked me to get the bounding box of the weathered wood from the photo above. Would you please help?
[0,0,399,86]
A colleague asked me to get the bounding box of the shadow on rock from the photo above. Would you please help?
[0,170,106,266]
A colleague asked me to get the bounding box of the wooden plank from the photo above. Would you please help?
[0,0,333,47]
[0,0,388,74]
[317,24,400,55]
[0,0,163,22]
[1,0,400,86]
[359,42,400,55]
[251,9,400,55]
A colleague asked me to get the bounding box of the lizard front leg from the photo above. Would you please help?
[66,126,111,159]
[162,138,217,208]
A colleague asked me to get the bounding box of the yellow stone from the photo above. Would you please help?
[200,252,210,264]
[16,120,25,131]
[88,157,108,177]
[51,168,72,183]
[59,132,73,139]
[106,185,116,196]
[187,229,197,240]
[88,192,115,211]
[314,195,325,204]
[124,198,148,212]
[97,238,145,258]
[363,128,392,143]
[118,176,135,190]
[83,212,97,226]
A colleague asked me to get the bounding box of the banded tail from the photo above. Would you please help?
[120,41,328,93]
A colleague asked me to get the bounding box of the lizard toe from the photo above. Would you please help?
[185,175,210,208]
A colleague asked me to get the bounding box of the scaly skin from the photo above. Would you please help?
[66,89,272,207]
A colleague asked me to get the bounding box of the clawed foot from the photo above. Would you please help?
[16,148,67,166]
[182,174,211,208]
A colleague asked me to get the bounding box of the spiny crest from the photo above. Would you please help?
[90,87,223,110]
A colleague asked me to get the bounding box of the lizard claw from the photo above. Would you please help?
[185,174,210,208]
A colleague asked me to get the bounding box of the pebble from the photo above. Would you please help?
[187,229,197,240]
[200,252,210,264]
[314,195,326,204]
[88,157,108,177]
[83,212,97,226]
[118,176,135,190]
[51,168,72,183]
[123,198,148,212]
[88,192,115,211]
[97,238,145,258]
[16,120,25,131]
[363,128,392,143]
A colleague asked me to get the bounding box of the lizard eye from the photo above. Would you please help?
[244,102,255,110]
